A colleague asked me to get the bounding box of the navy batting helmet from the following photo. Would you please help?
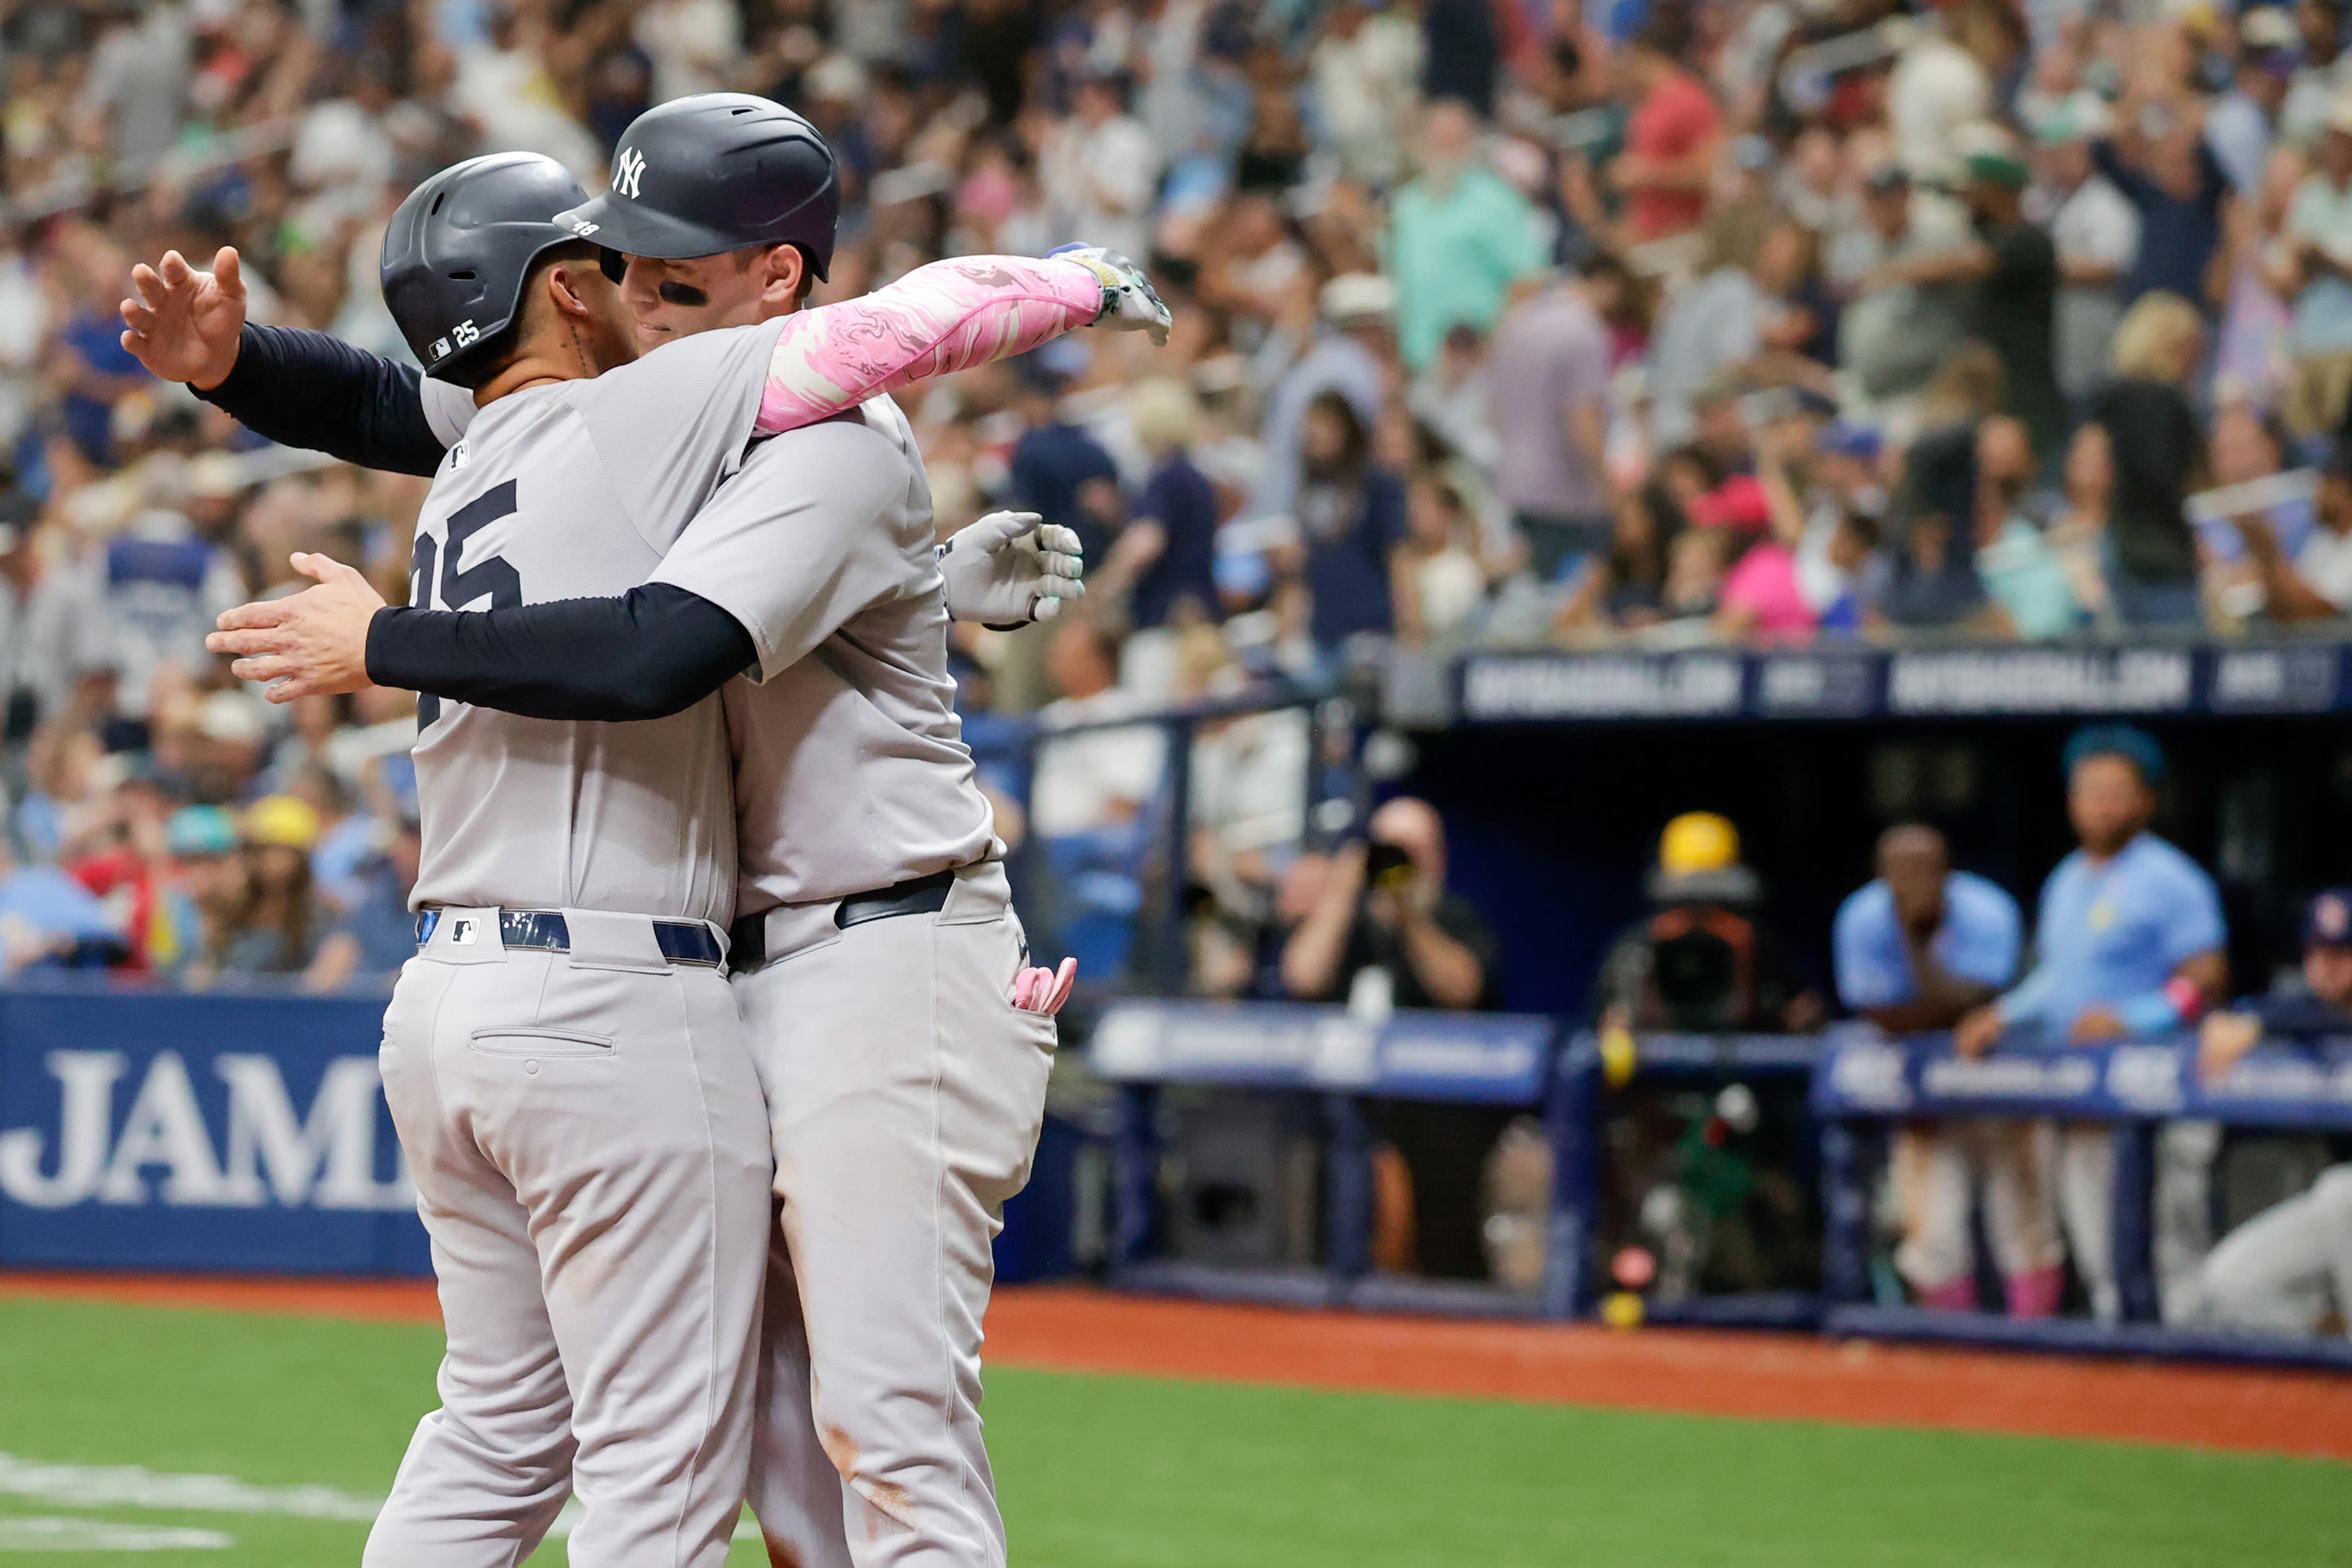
[554,93,840,279]
[381,152,590,384]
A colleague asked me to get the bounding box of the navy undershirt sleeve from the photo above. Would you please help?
[366,584,757,722]
[194,324,448,477]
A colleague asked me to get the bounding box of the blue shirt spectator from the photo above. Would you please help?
[1998,833,2226,1036]
[57,310,148,466]
[2093,137,2229,306]
[1119,379,1223,630]
[1010,364,1123,568]
[1128,450,1221,630]
[1304,468,1408,648]
[0,856,123,971]
[1290,389,1407,650]
[1958,728,2228,1053]
[303,818,420,993]
[1835,870,2021,1014]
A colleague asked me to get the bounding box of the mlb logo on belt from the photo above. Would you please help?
[449,919,479,946]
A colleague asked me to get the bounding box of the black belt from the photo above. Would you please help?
[415,909,724,967]
[728,869,957,972]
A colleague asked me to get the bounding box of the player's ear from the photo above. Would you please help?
[545,260,596,320]
[756,244,808,313]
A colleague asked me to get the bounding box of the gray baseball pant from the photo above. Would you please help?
[367,908,773,1568]
[733,862,1057,1568]
[2172,1163,2352,1337]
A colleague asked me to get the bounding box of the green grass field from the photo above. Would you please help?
[0,1296,2344,1566]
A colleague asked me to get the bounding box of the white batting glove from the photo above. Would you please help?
[938,510,1086,629]
[1049,243,1173,347]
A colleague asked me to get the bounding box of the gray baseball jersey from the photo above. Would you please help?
[406,318,787,927]
[648,394,1000,916]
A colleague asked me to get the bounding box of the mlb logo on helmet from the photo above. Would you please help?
[612,147,647,200]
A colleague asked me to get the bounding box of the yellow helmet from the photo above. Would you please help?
[1658,811,1740,877]
[242,794,322,851]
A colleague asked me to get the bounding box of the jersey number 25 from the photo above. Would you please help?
[409,480,523,729]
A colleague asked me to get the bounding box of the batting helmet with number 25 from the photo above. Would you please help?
[380,151,591,385]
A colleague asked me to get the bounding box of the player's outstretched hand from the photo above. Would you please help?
[939,509,1085,628]
[119,246,248,390]
[205,553,387,702]
[1049,243,1172,347]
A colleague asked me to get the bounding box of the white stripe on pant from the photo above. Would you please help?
[368,909,771,1568]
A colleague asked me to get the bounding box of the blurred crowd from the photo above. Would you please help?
[18,0,2352,983]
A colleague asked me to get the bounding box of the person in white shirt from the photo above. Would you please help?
[2237,448,2352,615]
[2281,0,2352,147]
[1311,0,1426,188]
[1031,618,1167,839]
[1043,70,1162,263]
[1888,15,1991,186]
[2271,97,2352,439]
[2037,99,2141,403]
[633,0,741,105]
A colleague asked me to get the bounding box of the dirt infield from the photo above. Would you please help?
[5,1272,2346,1461]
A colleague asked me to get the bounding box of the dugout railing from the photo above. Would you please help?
[1813,1027,2352,1370]
[1084,1008,2352,1368]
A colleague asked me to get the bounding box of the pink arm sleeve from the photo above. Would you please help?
[754,256,1102,434]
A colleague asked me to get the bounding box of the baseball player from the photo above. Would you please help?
[140,143,1149,1564]
[152,100,1160,1567]
[1831,825,2054,1315]
[2169,890,2352,1338]
[1953,726,2230,1323]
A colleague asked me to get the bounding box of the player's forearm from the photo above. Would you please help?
[2111,952,2225,1038]
[365,584,755,721]
[1279,899,1356,1000]
[194,324,448,477]
[1903,940,2001,1016]
[755,256,1105,434]
[1991,963,2058,1031]
[1400,913,1484,1009]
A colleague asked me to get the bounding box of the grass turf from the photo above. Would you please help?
[0,1295,2344,1566]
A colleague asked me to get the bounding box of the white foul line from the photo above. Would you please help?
[0,1454,764,1544]
[0,1516,234,1552]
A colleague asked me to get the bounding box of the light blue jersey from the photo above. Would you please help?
[1834,872,2022,1013]
[1998,833,2226,1036]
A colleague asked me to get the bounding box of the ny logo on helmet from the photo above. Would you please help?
[613,147,647,200]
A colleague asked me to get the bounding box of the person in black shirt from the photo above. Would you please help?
[1282,796,1504,1279]
[1962,148,2067,469]
[2088,292,2209,626]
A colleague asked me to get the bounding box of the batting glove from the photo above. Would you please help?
[938,510,1086,629]
[1050,243,1173,347]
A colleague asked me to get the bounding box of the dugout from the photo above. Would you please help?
[1402,642,2352,1023]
